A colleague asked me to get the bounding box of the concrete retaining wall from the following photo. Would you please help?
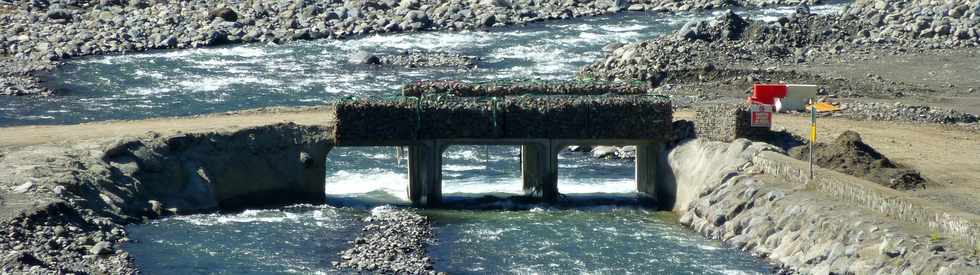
[753,151,980,247]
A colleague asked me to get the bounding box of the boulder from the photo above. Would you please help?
[89,241,112,255]
[209,8,239,22]
[479,14,496,28]
[349,51,381,65]
[46,9,73,21]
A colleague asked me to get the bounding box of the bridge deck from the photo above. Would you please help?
[331,95,672,146]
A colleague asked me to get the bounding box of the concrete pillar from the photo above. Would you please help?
[407,141,443,207]
[636,143,665,198]
[521,142,559,202]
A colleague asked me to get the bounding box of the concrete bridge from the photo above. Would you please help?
[331,95,673,206]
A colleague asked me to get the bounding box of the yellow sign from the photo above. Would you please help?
[810,125,817,142]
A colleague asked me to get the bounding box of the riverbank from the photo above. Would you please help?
[0,0,817,96]
[2,105,979,273]
[670,139,980,274]
[580,0,980,126]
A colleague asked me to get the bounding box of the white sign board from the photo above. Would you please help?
[750,103,773,128]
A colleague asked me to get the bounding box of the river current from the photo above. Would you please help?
[3,4,847,274]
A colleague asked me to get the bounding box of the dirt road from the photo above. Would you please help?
[0,106,336,150]
[772,114,980,215]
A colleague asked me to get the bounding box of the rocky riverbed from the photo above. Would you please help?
[0,0,820,96]
[580,0,980,126]
[350,50,479,68]
[332,206,439,274]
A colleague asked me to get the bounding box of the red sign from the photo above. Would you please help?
[750,103,773,128]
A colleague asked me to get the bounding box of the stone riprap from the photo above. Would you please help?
[671,139,980,274]
[752,151,980,248]
[0,0,820,96]
[400,79,648,97]
[333,207,437,274]
[0,122,333,273]
[331,95,672,143]
[692,103,771,142]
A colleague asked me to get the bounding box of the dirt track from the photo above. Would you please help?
[0,106,336,150]
[772,114,980,215]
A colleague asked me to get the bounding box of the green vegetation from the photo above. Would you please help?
[929,231,945,243]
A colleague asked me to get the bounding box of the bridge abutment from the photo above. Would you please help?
[636,143,666,201]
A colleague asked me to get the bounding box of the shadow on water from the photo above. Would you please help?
[324,192,659,211]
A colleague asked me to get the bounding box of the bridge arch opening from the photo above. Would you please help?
[323,146,410,206]
[556,146,637,198]
[439,145,523,200]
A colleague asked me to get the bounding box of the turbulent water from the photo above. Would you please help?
[18,4,848,275]
[0,5,844,126]
[127,146,772,274]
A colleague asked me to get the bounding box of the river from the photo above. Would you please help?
[4,4,848,274]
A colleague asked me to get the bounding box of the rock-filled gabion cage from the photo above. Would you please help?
[333,95,672,142]
[400,79,650,97]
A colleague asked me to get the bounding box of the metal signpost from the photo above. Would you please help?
[809,98,816,180]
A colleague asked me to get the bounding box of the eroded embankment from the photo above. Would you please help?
[668,139,980,274]
[0,122,332,274]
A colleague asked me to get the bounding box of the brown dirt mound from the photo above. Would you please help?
[789,130,926,190]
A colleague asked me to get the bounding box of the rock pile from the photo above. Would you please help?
[844,0,980,47]
[378,51,478,68]
[836,101,979,125]
[350,51,478,68]
[0,202,136,274]
[333,206,438,274]
[788,130,926,190]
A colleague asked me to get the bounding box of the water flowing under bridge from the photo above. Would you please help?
[330,94,673,206]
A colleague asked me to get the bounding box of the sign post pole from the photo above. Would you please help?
[809,98,816,180]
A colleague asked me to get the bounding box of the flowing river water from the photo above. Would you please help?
[3,4,847,274]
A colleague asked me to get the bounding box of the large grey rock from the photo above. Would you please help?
[89,241,112,255]
[209,8,239,22]
[349,51,381,65]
